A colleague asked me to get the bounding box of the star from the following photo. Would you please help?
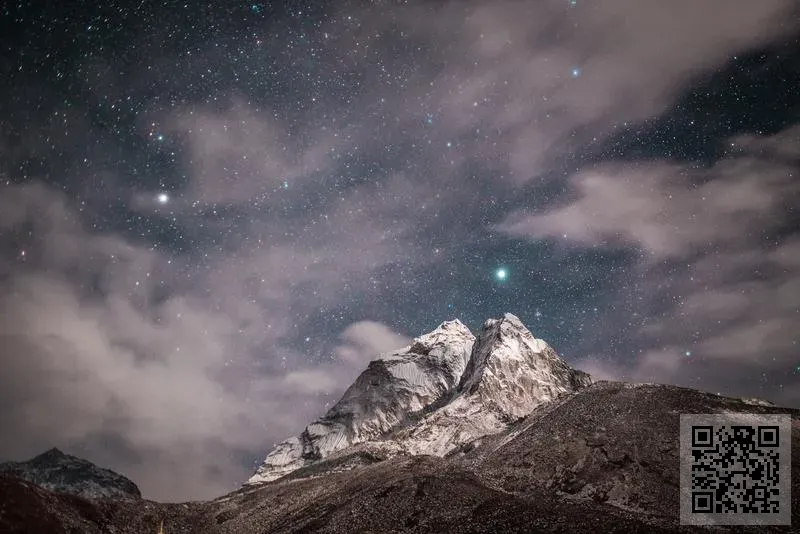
[571,67,581,78]
[495,268,508,281]
[157,193,169,204]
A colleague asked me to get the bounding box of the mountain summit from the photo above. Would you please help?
[0,447,141,501]
[247,318,476,484]
[248,313,592,484]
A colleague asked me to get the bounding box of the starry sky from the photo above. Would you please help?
[1,0,799,502]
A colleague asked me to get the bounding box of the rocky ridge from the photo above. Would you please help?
[0,447,141,501]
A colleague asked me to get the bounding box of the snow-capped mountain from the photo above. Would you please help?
[5,318,799,533]
[0,447,141,501]
[248,313,592,484]
[379,313,593,456]
[247,319,476,484]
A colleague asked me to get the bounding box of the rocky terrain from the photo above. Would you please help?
[1,314,797,533]
[0,447,141,501]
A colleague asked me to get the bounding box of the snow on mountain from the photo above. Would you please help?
[378,313,592,456]
[247,313,592,484]
[246,319,475,484]
[458,313,593,419]
[0,447,141,501]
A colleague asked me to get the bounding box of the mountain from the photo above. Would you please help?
[0,447,141,501]
[249,313,592,482]
[2,313,798,533]
[247,318,476,484]
[381,313,592,456]
[3,383,797,533]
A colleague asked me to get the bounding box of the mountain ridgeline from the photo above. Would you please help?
[3,313,798,533]
[0,447,141,501]
[247,313,592,484]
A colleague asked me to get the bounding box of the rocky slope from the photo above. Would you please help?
[0,447,141,501]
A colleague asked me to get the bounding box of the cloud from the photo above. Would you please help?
[0,180,416,500]
[161,98,345,204]
[504,127,800,406]
[497,126,800,258]
[337,0,798,182]
[335,321,411,366]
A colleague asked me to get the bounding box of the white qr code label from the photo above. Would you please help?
[680,413,791,526]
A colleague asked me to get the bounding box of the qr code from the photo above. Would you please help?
[680,414,791,526]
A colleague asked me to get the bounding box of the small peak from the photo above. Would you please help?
[415,318,474,344]
[28,447,73,468]
[36,447,66,460]
[437,318,471,333]
[481,313,528,335]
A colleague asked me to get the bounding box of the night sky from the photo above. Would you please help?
[1,0,799,501]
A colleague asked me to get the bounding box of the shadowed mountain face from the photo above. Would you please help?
[0,447,141,501]
[2,315,798,533]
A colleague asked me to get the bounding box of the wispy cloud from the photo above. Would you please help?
[498,126,800,405]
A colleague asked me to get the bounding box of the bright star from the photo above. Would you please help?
[157,193,169,204]
[571,67,581,78]
[495,268,507,280]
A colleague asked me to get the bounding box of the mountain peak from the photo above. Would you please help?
[247,319,475,484]
[0,448,141,501]
[458,313,590,418]
[35,447,66,460]
[408,318,473,347]
[29,447,77,469]
[248,313,592,484]
[483,312,524,328]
